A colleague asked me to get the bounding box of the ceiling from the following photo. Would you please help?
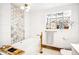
[14,3,71,12]
[30,3,70,11]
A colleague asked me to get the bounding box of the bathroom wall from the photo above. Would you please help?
[28,11,45,37]
[0,3,26,46]
[11,4,25,44]
[28,4,79,49]
[0,3,11,47]
[24,12,30,39]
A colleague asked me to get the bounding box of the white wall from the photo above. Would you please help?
[0,3,11,47]
[28,4,79,49]
[24,12,30,38]
[29,11,45,36]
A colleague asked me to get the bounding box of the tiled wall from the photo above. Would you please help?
[11,4,25,44]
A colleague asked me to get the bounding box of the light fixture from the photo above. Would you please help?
[20,6,25,10]
[20,4,31,12]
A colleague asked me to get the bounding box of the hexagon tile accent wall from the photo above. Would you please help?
[11,4,25,44]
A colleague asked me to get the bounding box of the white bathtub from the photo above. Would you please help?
[12,36,40,55]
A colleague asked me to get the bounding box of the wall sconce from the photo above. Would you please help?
[20,4,31,12]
